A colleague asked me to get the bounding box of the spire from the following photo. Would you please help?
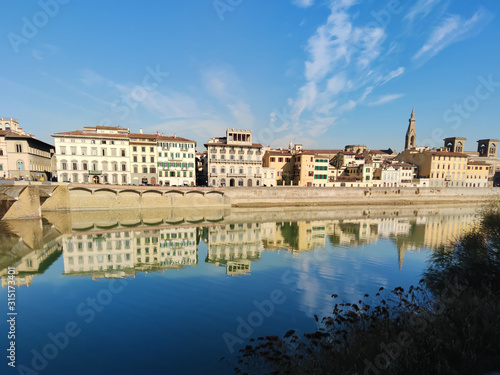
[405,107,417,150]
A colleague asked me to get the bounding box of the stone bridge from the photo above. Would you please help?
[0,182,228,220]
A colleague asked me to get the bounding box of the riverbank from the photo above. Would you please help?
[1,182,499,219]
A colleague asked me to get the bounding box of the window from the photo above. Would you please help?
[83,162,88,170]
[133,166,138,173]
[133,156,138,162]
[270,157,275,162]
[142,147,146,152]
[81,147,87,156]
[150,156,154,163]
[121,164,126,171]
[133,146,137,152]
[61,162,67,170]
[111,149,117,156]
[71,147,77,155]
[142,156,146,163]
[72,162,78,170]
[143,166,148,173]
[102,149,106,156]
[150,147,154,152]
[121,149,126,157]
[17,161,24,170]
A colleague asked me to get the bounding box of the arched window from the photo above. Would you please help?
[17,161,24,170]
[5,123,10,130]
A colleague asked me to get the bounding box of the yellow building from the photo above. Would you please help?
[465,161,490,187]
[262,149,294,185]
[293,152,316,187]
[397,149,468,187]
[129,132,158,185]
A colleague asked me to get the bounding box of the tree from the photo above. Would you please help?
[330,153,344,169]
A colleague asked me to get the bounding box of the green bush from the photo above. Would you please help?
[235,202,500,375]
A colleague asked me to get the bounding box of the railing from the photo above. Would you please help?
[229,150,236,155]
[238,150,245,155]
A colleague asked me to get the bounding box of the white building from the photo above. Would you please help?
[157,135,196,187]
[52,126,130,184]
[262,167,276,187]
[205,128,263,187]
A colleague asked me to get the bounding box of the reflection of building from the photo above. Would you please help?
[1,238,62,287]
[135,227,197,272]
[206,223,262,275]
[62,226,199,278]
[62,231,135,279]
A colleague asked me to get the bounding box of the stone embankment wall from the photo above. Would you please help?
[225,187,500,207]
[1,182,500,220]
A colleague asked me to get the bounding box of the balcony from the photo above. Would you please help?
[247,150,254,155]
[238,150,245,155]
[256,151,262,155]
[229,150,236,155]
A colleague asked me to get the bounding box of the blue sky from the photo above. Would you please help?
[1,0,499,152]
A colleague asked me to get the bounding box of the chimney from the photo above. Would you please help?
[140,128,143,134]
[174,133,176,138]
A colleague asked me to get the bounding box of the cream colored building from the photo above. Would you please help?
[1,117,55,181]
[52,126,130,184]
[129,132,158,185]
[157,135,196,187]
[205,129,263,187]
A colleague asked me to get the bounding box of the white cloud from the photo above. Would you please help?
[413,8,494,62]
[227,101,255,128]
[380,67,405,85]
[339,100,356,113]
[326,74,346,95]
[368,94,404,106]
[404,0,442,22]
[292,0,314,8]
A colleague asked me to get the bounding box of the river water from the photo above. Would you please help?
[0,204,480,374]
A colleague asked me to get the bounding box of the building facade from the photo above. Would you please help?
[52,126,130,184]
[205,129,263,187]
[157,135,196,187]
[1,117,54,181]
[129,132,158,185]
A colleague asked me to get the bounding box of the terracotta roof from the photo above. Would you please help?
[129,133,157,140]
[204,142,263,148]
[369,149,394,155]
[468,161,491,166]
[157,135,195,142]
[0,130,35,139]
[426,151,469,157]
[52,131,129,138]
[301,149,343,155]
[265,149,294,155]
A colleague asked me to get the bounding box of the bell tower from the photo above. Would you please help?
[405,107,416,150]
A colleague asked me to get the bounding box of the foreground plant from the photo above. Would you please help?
[236,202,500,375]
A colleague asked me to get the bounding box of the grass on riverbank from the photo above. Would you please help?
[236,202,500,375]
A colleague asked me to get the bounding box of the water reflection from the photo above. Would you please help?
[0,205,480,286]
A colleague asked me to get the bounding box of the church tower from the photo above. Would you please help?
[405,107,416,150]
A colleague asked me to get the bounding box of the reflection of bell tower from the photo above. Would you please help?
[443,137,466,153]
[477,139,498,157]
[405,107,416,150]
